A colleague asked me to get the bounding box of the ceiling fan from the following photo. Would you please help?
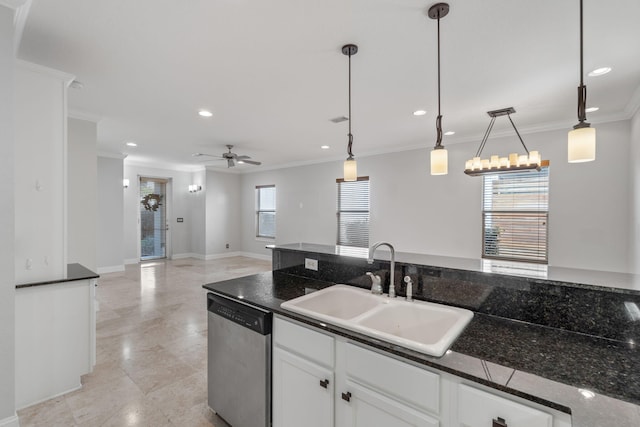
[192,145,262,168]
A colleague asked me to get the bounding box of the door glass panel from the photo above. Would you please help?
[140,178,167,260]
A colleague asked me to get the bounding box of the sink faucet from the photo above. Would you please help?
[366,272,383,295]
[367,242,395,298]
[404,276,413,302]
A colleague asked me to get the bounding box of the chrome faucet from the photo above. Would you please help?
[367,242,395,298]
[404,276,413,302]
[366,272,383,295]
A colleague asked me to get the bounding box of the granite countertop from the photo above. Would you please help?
[269,243,640,293]
[203,271,640,427]
[16,263,99,289]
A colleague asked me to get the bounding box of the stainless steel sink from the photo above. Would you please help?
[281,284,473,357]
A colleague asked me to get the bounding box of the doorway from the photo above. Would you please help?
[139,177,169,260]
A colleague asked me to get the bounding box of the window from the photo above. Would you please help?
[482,169,549,263]
[256,185,276,239]
[336,177,370,248]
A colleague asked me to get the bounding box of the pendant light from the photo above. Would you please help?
[464,107,547,176]
[429,3,450,176]
[568,0,596,163]
[342,44,358,181]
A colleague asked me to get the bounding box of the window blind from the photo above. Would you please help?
[256,185,276,238]
[336,177,370,248]
[482,169,549,263]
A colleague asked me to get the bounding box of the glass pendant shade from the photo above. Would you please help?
[568,126,596,163]
[344,158,357,181]
[430,148,448,176]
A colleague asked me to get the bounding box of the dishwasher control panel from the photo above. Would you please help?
[207,292,272,335]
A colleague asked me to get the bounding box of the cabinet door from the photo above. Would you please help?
[273,347,334,427]
[340,381,439,427]
[457,384,552,427]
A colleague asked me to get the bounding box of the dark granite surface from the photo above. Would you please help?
[15,263,99,289]
[203,271,640,427]
[269,243,640,293]
[271,245,640,344]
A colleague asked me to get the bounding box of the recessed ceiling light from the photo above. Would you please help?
[444,131,455,136]
[588,67,611,77]
[413,110,427,116]
[125,142,137,147]
[198,110,213,117]
[321,145,330,149]
[585,107,599,113]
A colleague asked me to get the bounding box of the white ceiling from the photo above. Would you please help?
[17,0,640,171]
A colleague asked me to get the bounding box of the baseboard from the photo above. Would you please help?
[124,258,139,265]
[97,265,125,274]
[204,251,243,261]
[0,414,19,427]
[238,251,272,261]
[171,253,202,260]
[202,251,271,261]
[16,383,82,411]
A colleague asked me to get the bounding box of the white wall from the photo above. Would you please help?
[123,163,194,262]
[205,169,241,257]
[97,156,125,272]
[14,61,73,283]
[68,118,97,272]
[630,109,640,273]
[0,4,16,423]
[239,120,632,273]
[190,168,206,257]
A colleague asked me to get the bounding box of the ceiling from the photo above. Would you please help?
[17,0,640,171]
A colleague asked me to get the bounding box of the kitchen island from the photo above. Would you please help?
[203,244,640,427]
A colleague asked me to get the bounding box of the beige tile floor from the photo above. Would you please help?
[17,256,272,427]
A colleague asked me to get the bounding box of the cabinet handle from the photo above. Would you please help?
[493,417,508,427]
[319,379,329,389]
[341,391,352,402]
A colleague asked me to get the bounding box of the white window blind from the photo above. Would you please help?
[337,177,370,248]
[256,185,276,238]
[482,169,549,263]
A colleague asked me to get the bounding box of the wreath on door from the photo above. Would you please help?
[141,193,163,212]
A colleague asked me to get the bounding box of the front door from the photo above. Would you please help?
[139,177,168,260]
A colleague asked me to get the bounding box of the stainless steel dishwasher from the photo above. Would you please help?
[207,292,272,427]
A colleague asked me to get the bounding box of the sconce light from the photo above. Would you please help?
[123,178,129,188]
[189,184,202,193]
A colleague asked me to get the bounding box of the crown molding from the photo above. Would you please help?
[68,109,102,123]
[97,151,127,160]
[625,84,640,119]
[16,59,75,84]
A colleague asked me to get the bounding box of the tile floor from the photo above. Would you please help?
[17,256,272,427]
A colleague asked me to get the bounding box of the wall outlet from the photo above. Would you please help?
[305,258,318,271]
[225,243,230,249]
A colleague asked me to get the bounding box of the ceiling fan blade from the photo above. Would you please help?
[239,159,261,166]
[236,155,250,160]
[192,153,220,158]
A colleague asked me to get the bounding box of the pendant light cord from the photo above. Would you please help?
[347,50,354,159]
[435,11,443,149]
[576,0,587,126]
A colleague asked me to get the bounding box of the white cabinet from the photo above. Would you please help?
[273,316,571,427]
[457,384,552,427]
[273,347,334,427]
[340,380,438,427]
[15,278,96,409]
[273,317,335,427]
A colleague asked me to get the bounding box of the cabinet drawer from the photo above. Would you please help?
[274,317,334,368]
[345,343,440,415]
[458,384,552,427]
